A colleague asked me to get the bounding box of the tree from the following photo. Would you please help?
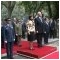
[52,1,59,19]
[1,1,16,18]
[46,1,52,18]
[19,1,44,16]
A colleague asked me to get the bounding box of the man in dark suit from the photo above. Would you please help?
[35,12,43,47]
[49,18,55,38]
[22,22,26,39]
[4,18,15,59]
[13,18,18,44]
[43,17,50,44]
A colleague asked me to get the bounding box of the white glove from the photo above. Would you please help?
[36,31,38,33]
[14,39,15,41]
[25,32,27,35]
[28,31,30,35]
[16,34,18,36]
[44,32,46,33]
[4,41,7,43]
[28,32,30,35]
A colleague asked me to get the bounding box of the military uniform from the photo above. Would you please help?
[4,23,15,59]
[15,22,22,45]
[15,22,22,36]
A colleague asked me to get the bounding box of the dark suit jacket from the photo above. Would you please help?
[12,22,16,35]
[35,17,43,33]
[43,21,50,33]
[22,22,26,32]
[4,24,15,42]
[49,21,55,30]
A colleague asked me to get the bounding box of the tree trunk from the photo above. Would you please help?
[53,1,59,19]
[8,9,12,18]
[2,1,16,18]
[47,2,52,18]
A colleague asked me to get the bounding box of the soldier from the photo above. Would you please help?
[13,18,18,44]
[15,20,22,46]
[49,18,55,38]
[43,17,50,44]
[22,22,26,39]
[4,18,15,59]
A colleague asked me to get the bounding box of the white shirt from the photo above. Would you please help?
[39,17,42,22]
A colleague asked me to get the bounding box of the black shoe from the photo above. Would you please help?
[38,45,43,48]
[44,42,48,44]
[18,45,22,47]
[10,57,14,59]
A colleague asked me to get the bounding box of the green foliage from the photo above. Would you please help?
[1,1,16,18]
[12,2,25,20]
[1,1,59,20]
[1,5,8,19]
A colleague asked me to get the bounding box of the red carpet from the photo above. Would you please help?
[17,41,57,58]
[43,51,59,59]
[1,41,57,58]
